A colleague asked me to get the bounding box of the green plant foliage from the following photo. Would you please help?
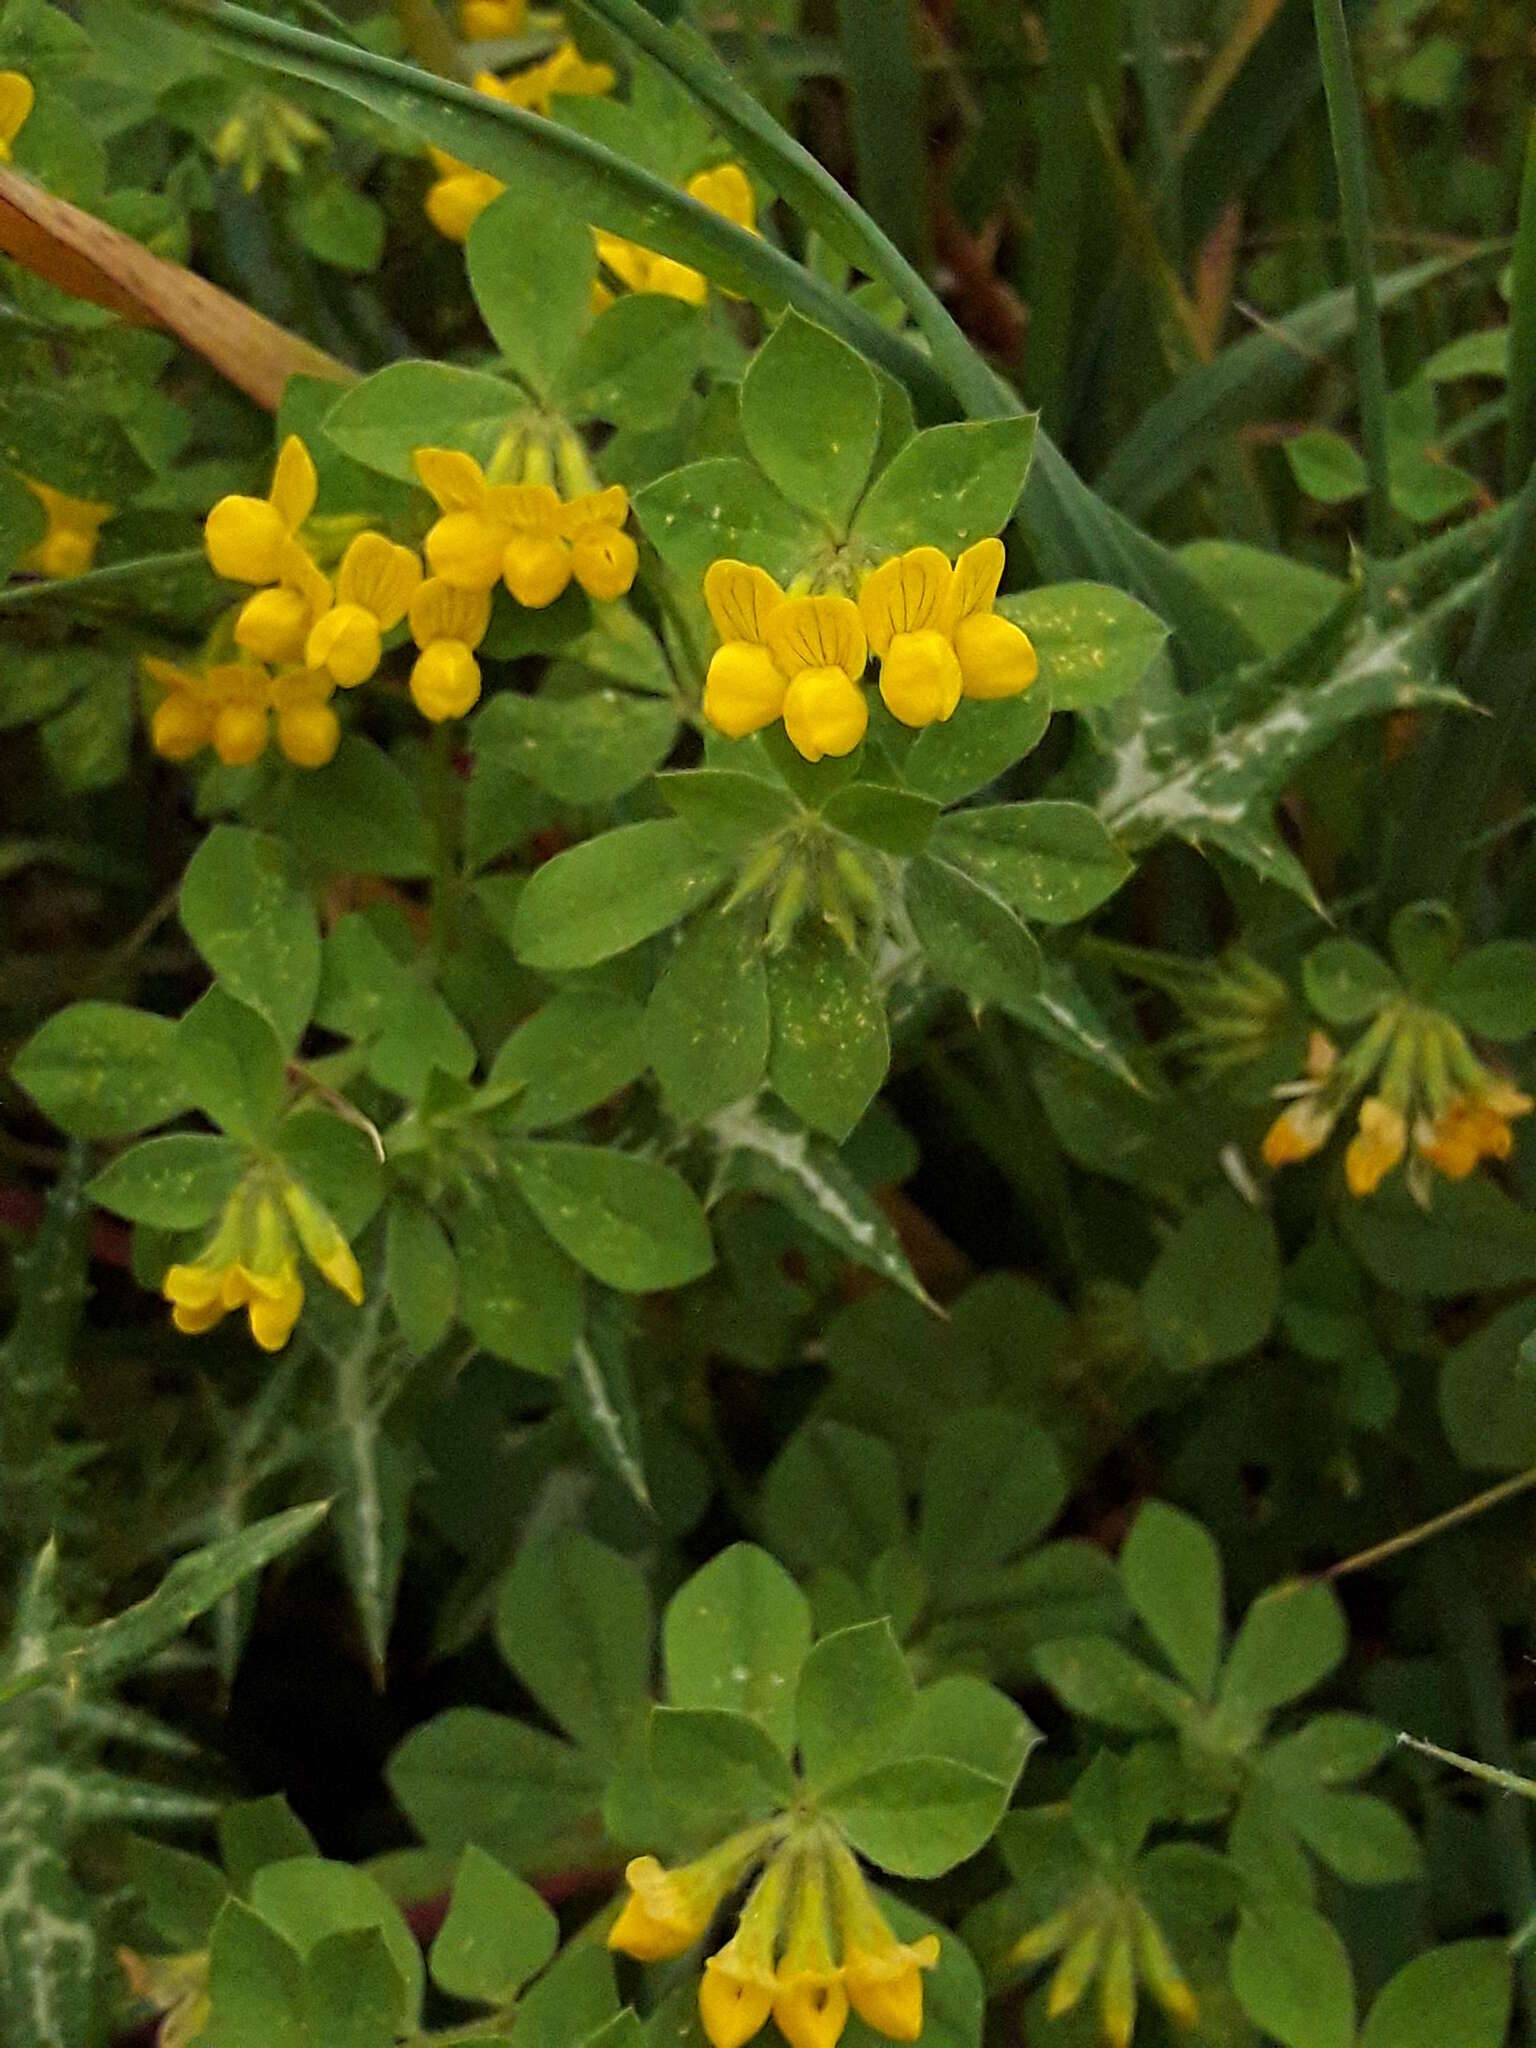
[3,4,1535,2047]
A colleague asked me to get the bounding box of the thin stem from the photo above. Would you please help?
[1311,0,1395,558]
[1306,1466,1536,1585]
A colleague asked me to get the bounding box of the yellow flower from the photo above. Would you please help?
[17,478,113,580]
[459,0,524,37]
[702,559,791,738]
[594,162,757,308]
[767,595,868,762]
[501,483,573,606]
[118,1948,210,2048]
[608,1828,773,1963]
[305,532,423,687]
[1416,1079,1531,1179]
[491,43,616,117]
[409,578,493,721]
[145,657,339,770]
[772,1850,849,2048]
[827,1840,938,2044]
[424,147,506,243]
[564,484,638,601]
[1045,1924,1103,2020]
[1133,1903,1199,2033]
[699,1856,790,2048]
[234,543,331,665]
[1261,1094,1335,1168]
[1099,1928,1137,2048]
[859,547,963,729]
[161,1172,362,1353]
[942,538,1038,701]
[205,437,318,586]
[1344,1095,1407,1197]
[0,70,34,162]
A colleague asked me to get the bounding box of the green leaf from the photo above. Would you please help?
[512,821,727,971]
[649,1705,797,1826]
[247,1859,422,2029]
[560,294,706,431]
[430,1847,559,2007]
[740,312,882,532]
[998,583,1168,712]
[647,907,771,1123]
[1285,428,1368,505]
[267,738,432,879]
[323,361,517,481]
[0,465,47,581]
[454,1183,584,1374]
[707,1099,932,1304]
[510,1141,714,1292]
[1119,1502,1224,1702]
[902,690,1052,804]
[831,1755,1015,1879]
[300,1928,403,2048]
[1219,1583,1345,1720]
[386,1707,605,1873]
[495,1530,652,1761]
[0,385,150,501]
[202,1899,304,2048]
[932,802,1131,924]
[1031,1636,1187,1733]
[180,826,320,1052]
[822,782,940,856]
[1359,1943,1512,2048]
[1424,330,1510,384]
[474,685,677,806]
[1230,1902,1354,2048]
[275,1111,383,1238]
[1341,1176,1536,1297]
[219,1796,318,1894]
[290,176,386,274]
[1140,1188,1281,1372]
[633,457,823,586]
[663,1544,812,1756]
[386,1196,458,1357]
[768,925,889,1141]
[1285,1787,1422,1885]
[1302,938,1400,1024]
[852,419,1037,556]
[1439,940,1536,1040]
[760,1420,905,1579]
[174,984,288,1144]
[566,1313,651,1509]
[659,767,801,853]
[13,1001,187,1139]
[466,186,594,401]
[1262,1714,1396,1787]
[507,1942,618,2048]
[795,1618,915,1788]
[1439,1299,1536,1470]
[919,1408,1066,1585]
[88,1132,244,1229]
[490,988,650,1132]
[40,1502,329,1692]
[905,858,1043,1016]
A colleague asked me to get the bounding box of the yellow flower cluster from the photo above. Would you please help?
[0,68,34,162]
[15,477,113,579]
[702,540,1039,762]
[608,1825,939,2048]
[593,164,757,311]
[162,1169,363,1353]
[425,51,617,241]
[1005,1892,1197,2048]
[414,445,638,611]
[153,436,436,768]
[1263,1009,1532,1201]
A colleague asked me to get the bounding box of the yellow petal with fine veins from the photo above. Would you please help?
[859,548,952,656]
[704,560,787,648]
[945,536,1006,627]
[766,594,866,683]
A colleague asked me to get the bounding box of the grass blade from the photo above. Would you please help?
[1097,253,1476,519]
[1506,113,1536,494]
[1311,0,1394,556]
[832,0,928,265]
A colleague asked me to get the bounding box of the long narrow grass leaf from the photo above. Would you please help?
[1506,114,1536,494]
[832,0,928,265]
[1311,0,1394,555]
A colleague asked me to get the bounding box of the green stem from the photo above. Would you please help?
[1311,0,1395,559]
[1425,1538,1536,2032]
